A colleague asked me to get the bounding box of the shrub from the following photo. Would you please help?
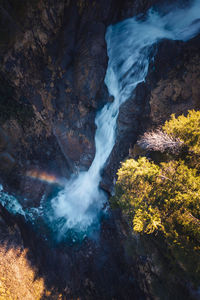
[137,110,200,156]
[163,110,200,155]
[137,129,183,154]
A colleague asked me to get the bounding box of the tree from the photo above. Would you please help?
[112,110,200,282]
[163,110,200,155]
[115,157,200,243]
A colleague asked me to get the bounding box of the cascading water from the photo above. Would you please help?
[50,0,200,236]
[1,0,200,240]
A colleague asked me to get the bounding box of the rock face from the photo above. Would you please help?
[0,0,118,201]
[0,0,162,203]
[148,37,200,125]
[1,0,200,299]
[0,1,159,298]
[2,1,199,199]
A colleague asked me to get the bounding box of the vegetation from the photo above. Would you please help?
[137,129,183,154]
[163,110,200,155]
[112,110,200,283]
[0,247,46,300]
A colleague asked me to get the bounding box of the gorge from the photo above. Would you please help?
[51,0,200,238]
[0,0,200,299]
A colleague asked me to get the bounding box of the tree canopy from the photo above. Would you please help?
[112,110,200,282]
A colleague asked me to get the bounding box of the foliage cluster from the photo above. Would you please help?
[115,158,200,248]
[163,110,200,155]
[113,110,200,282]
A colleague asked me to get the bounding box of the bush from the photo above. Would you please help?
[137,129,183,154]
[163,110,200,155]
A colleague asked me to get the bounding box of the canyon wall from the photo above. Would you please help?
[0,0,159,203]
[0,1,200,299]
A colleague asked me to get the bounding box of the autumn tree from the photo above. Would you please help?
[112,110,200,282]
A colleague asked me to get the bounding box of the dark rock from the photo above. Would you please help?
[148,36,200,125]
[101,82,149,193]
[0,152,15,171]
[0,0,122,200]
[0,128,9,152]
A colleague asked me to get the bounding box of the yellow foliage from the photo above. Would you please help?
[163,110,200,155]
[0,247,46,300]
[113,110,200,283]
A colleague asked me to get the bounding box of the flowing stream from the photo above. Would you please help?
[1,0,200,239]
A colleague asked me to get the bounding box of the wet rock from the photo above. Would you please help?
[101,82,149,193]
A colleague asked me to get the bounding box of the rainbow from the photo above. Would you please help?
[26,170,64,186]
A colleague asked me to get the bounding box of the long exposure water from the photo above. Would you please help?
[1,0,200,240]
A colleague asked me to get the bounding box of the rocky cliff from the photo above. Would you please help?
[0,0,200,299]
[0,0,162,204]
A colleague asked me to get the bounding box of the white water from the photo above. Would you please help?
[0,184,25,216]
[50,0,200,234]
[1,0,200,237]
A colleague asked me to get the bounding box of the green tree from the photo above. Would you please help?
[115,158,200,244]
[113,110,200,283]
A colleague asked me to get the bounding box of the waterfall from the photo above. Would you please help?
[50,0,200,236]
[0,0,200,239]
